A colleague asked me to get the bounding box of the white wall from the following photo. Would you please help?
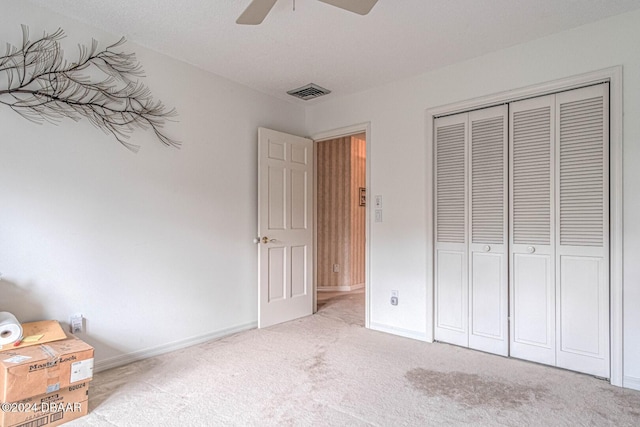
[306,9,640,389]
[0,3,306,369]
[3,2,640,391]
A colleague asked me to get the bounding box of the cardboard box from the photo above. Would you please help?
[1,382,89,427]
[0,320,67,352]
[0,335,94,402]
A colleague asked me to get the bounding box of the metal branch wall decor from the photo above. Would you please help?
[0,25,179,152]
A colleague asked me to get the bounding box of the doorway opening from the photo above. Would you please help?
[314,132,367,324]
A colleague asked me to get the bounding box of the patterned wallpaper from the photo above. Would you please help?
[317,133,366,290]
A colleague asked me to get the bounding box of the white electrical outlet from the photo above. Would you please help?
[375,209,383,222]
[375,195,383,209]
[70,314,83,334]
[333,264,340,273]
[391,290,399,306]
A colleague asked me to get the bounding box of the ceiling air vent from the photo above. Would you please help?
[287,83,331,101]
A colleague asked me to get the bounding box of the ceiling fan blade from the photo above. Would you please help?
[317,0,378,15]
[236,0,278,25]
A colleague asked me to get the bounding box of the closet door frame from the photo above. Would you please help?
[426,66,623,387]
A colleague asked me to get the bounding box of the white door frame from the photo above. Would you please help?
[311,122,372,328]
[426,66,623,387]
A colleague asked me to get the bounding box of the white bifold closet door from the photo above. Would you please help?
[509,94,556,366]
[434,113,469,347]
[434,106,508,356]
[510,84,609,377]
[468,106,509,356]
[555,84,609,377]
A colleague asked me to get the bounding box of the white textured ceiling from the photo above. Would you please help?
[26,0,640,104]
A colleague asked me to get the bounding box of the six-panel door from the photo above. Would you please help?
[258,128,313,328]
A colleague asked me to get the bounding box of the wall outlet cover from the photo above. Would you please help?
[70,314,83,334]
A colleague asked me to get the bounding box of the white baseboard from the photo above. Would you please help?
[94,321,257,373]
[623,375,640,391]
[317,283,365,292]
[369,322,429,342]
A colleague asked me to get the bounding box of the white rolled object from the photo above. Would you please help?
[0,311,23,346]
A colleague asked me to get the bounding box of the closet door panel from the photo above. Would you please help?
[470,252,505,345]
[558,255,606,358]
[512,252,554,360]
[468,106,508,356]
[434,113,468,347]
[509,95,556,366]
[555,84,609,377]
[436,251,466,334]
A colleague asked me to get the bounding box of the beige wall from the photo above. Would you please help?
[317,134,366,290]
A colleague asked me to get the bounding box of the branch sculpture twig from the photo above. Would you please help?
[0,25,179,152]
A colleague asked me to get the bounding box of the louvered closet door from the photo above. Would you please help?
[509,95,556,366]
[468,106,508,356]
[434,113,468,347]
[555,84,609,377]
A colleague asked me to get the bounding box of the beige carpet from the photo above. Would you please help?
[71,291,640,426]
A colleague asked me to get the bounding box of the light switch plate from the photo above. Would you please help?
[375,195,383,209]
[375,209,383,222]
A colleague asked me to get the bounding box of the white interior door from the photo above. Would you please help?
[468,105,508,356]
[555,84,609,377]
[434,113,469,347]
[258,127,313,328]
[509,95,557,366]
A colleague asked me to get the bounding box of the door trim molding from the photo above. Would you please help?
[311,122,372,328]
[425,66,623,387]
[313,122,371,141]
